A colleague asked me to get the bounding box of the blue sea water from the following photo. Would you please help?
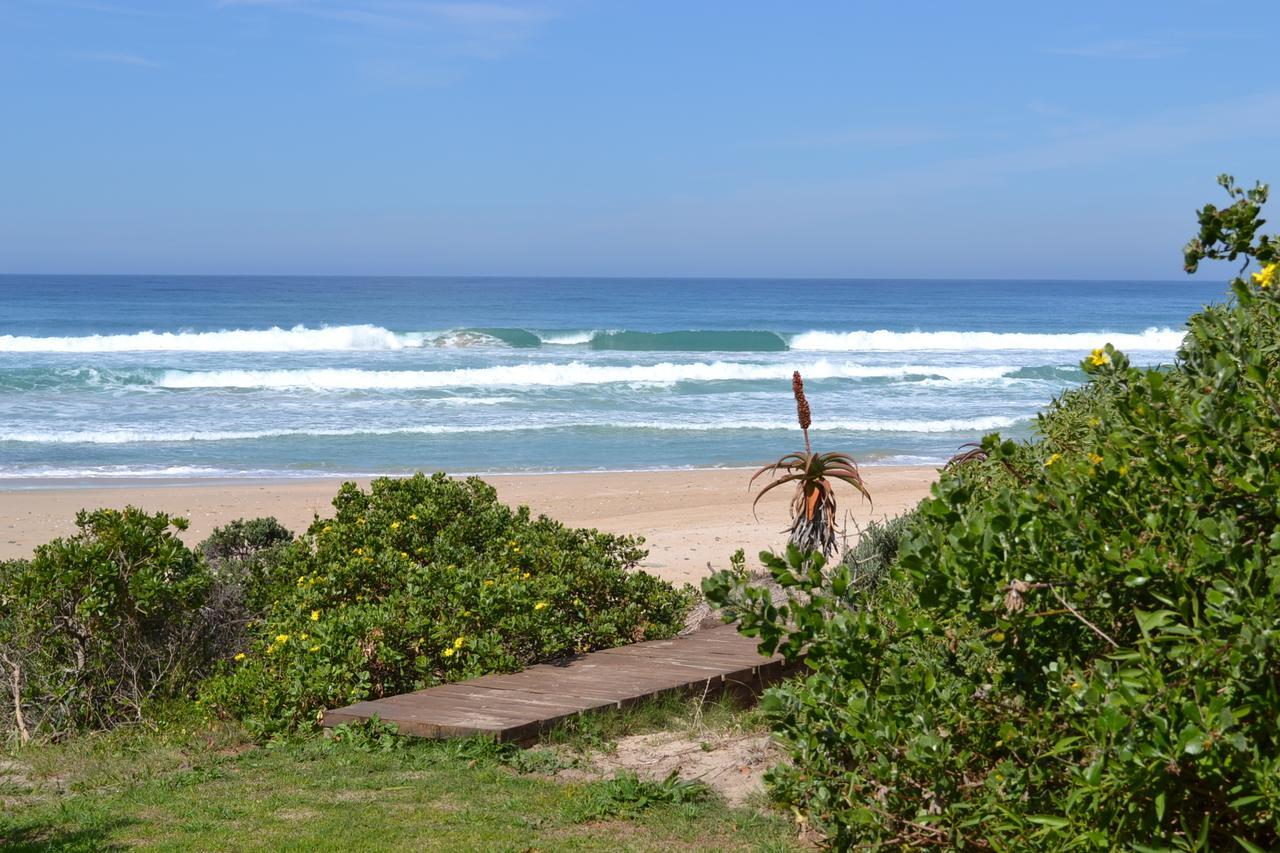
[0,276,1228,482]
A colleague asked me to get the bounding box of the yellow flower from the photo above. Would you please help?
[453,636,465,649]
[300,633,308,641]
[534,601,548,611]
[1118,464,1129,476]
[991,631,1005,643]
[443,647,455,658]
[234,652,246,661]
[521,572,531,580]
[311,610,320,621]
[1087,452,1103,466]
[309,645,321,653]
[391,521,401,530]
[276,633,290,644]
[483,579,495,587]
[409,513,417,520]
[1088,348,1111,367]
[353,547,363,555]
[1045,453,1062,467]
[1251,262,1277,289]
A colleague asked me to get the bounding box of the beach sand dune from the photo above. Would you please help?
[0,466,937,585]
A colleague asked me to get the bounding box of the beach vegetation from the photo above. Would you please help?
[198,517,297,661]
[199,473,694,737]
[0,508,216,743]
[751,371,870,557]
[705,177,1280,848]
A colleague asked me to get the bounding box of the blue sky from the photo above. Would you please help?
[1,1,1277,278]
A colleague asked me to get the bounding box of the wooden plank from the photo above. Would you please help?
[321,624,799,742]
[594,645,775,668]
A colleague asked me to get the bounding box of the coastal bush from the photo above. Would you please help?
[198,517,296,659]
[201,473,694,736]
[705,178,1280,848]
[0,508,214,742]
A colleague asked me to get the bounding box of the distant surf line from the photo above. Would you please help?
[0,324,1186,353]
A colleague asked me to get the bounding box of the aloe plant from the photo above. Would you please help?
[751,372,870,557]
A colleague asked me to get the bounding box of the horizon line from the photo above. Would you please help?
[0,272,1210,284]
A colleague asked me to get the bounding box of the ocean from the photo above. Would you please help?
[0,275,1227,483]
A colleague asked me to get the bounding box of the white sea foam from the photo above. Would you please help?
[0,324,415,353]
[0,465,251,479]
[788,326,1185,352]
[0,415,1023,445]
[0,323,1187,353]
[154,361,1016,390]
[538,331,598,345]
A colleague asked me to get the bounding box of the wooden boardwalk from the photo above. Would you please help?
[322,624,796,743]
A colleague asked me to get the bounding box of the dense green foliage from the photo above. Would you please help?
[2,475,692,744]
[200,516,294,615]
[706,178,1280,849]
[197,516,296,661]
[0,509,214,741]
[201,473,693,736]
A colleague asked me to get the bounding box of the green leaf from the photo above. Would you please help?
[1134,608,1176,638]
[1027,815,1070,828]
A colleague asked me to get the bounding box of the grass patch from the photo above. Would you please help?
[542,691,768,753]
[1,716,797,852]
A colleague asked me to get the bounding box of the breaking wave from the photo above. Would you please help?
[0,324,1185,353]
[0,415,1023,445]
[154,361,1019,390]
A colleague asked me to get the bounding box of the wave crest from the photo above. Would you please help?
[789,327,1184,352]
[0,324,409,353]
[0,415,1022,444]
[154,361,1017,390]
[0,324,1187,353]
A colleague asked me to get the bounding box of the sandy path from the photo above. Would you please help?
[0,467,937,585]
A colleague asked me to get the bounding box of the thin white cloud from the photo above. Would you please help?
[47,0,161,15]
[76,51,160,68]
[852,91,1280,194]
[214,0,553,58]
[763,126,951,149]
[1046,36,1185,60]
[414,2,547,25]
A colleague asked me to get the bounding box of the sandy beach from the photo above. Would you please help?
[0,466,937,585]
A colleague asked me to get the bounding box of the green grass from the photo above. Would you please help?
[1,701,797,852]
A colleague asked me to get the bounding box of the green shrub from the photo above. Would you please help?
[197,517,296,659]
[705,179,1280,848]
[200,516,294,614]
[201,473,694,736]
[841,511,915,589]
[0,508,213,742]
